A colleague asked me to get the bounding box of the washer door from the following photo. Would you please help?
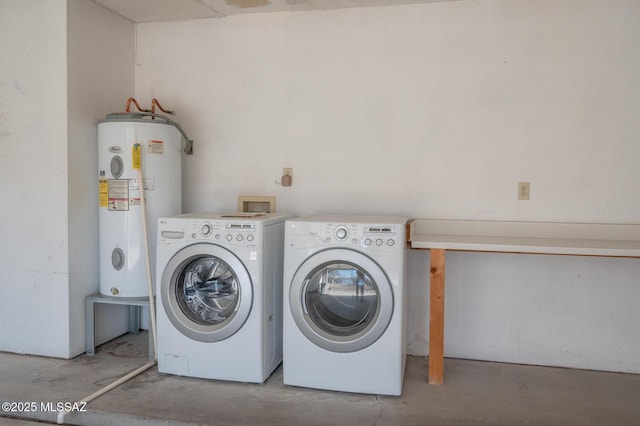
[161,243,253,342]
[289,248,393,353]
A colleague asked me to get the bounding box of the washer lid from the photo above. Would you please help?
[161,243,253,342]
[289,248,393,353]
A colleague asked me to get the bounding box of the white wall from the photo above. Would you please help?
[135,0,640,372]
[0,0,133,358]
[443,252,640,373]
[0,0,70,358]
[135,0,640,223]
[67,0,134,356]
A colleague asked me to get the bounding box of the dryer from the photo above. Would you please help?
[156,212,290,382]
[283,215,409,395]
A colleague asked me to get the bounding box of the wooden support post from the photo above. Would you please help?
[429,248,446,384]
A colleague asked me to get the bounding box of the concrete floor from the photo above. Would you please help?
[1,332,639,426]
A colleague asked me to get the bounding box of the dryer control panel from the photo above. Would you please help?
[292,221,403,252]
[285,216,408,254]
[361,225,399,248]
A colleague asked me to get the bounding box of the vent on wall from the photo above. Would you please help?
[238,196,276,213]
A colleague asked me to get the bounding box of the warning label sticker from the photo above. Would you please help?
[99,178,108,207]
[129,178,155,190]
[132,143,141,170]
[148,140,164,154]
[108,179,129,211]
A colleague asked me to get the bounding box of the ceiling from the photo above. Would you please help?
[92,0,461,23]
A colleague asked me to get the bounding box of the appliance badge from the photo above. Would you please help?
[108,146,125,153]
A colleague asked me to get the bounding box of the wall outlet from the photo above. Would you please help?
[518,182,530,200]
[283,168,292,177]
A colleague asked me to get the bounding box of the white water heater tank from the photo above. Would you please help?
[98,116,182,298]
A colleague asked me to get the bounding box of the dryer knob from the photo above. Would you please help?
[226,234,233,241]
[335,226,348,241]
[376,239,383,246]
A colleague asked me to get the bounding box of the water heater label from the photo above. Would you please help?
[99,178,108,207]
[132,144,141,170]
[108,179,129,211]
[129,178,155,190]
[148,140,164,154]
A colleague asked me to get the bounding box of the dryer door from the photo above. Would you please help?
[161,243,253,342]
[289,248,393,353]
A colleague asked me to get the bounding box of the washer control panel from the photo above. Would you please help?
[199,222,213,237]
[186,220,259,247]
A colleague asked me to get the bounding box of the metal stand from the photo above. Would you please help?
[86,293,155,360]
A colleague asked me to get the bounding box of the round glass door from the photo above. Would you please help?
[161,244,253,342]
[177,257,239,326]
[290,249,393,353]
[304,262,378,337]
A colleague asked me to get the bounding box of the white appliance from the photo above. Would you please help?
[156,212,290,382]
[98,115,182,298]
[283,215,409,395]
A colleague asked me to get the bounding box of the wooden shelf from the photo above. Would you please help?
[410,219,640,257]
[408,219,640,385]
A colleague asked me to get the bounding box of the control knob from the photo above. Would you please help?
[335,226,349,241]
[200,223,212,237]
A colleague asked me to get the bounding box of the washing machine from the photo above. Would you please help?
[283,215,409,395]
[156,212,290,382]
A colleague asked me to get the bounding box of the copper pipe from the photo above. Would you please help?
[125,97,151,113]
[151,98,175,115]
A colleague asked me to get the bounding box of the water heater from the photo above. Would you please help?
[98,114,183,298]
